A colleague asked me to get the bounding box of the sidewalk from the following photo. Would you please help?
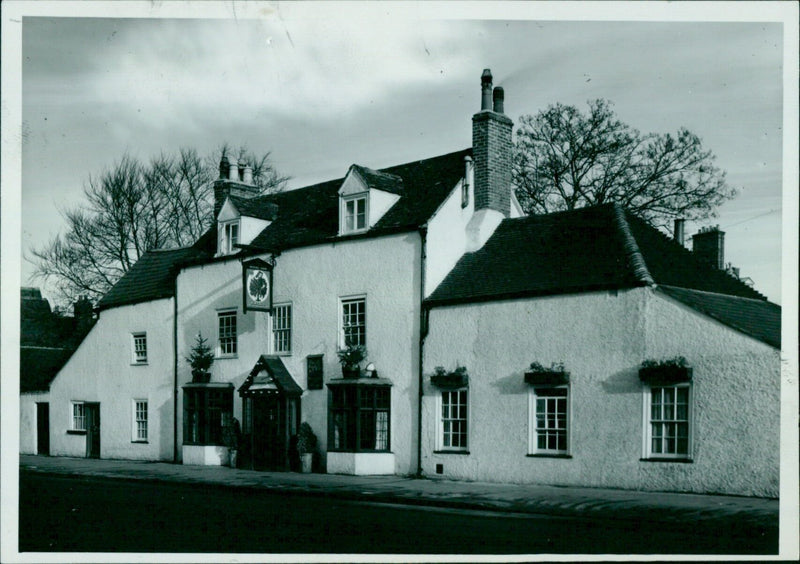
[19,454,778,531]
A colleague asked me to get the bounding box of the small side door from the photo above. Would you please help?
[36,402,50,456]
[85,403,100,458]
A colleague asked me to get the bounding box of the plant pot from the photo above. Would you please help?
[342,367,361,379]
[300,452,313,473]
[192,370,211,383]
[229,449,238,468]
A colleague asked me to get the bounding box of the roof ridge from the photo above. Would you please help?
[657,284,779,307]
[623,210,768,301]
[612,204,654,286]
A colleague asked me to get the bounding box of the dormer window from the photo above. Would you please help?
[342,195,368,234]
[221,220,240,255]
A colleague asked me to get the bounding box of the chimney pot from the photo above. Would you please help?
[480,69,493,111]
[673,218,685,246]
[228,157,239,181]
[219,156,230,180]
[242,165,253,185]
[492,86,505,114]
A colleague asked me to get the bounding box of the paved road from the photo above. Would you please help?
[19,470,777,555]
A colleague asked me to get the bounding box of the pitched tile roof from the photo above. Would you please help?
[247,148,471,252]
[97,246,202,310]
[426,203,770,307]
[21,346,76,392]
[229,195,279,221]
[657,286,780,349]
[351,165,405,195]
[97,150,470,310]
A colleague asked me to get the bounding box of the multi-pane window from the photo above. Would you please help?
[218,311,237,356]
[132,333,147,364]
[341,297,366,348]
[133,400,148,441]
[221,221,240,255]
[440,389,468,450]
[329,384,390,452]
[530,387,568,454]
[72,402,86,431]
[648,385,691,458]
[183,387,233,446]
[272,304,292,354]
[343,196,367,233]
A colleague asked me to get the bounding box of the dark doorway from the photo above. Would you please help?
[249,395,297,470]
[36,402,50,455]
[85,403,100,458]
[239,356,304,471]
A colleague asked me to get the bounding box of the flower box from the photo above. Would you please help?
[639,365,693,384]
[430,366,468,389]
[524,370,569,386]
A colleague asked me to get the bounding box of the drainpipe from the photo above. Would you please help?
[172,273,179,463]
[416,226,428,477]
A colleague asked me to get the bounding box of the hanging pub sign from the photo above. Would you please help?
[242,258,273,313]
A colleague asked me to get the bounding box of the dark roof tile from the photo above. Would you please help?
[658,286,780,348]
[352,165,405,195]
[98,246,201,310]
[21,347,75,392]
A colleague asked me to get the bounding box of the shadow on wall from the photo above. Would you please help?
[489,372,528,395]
[600,369,641,395]
[157,395,173,460]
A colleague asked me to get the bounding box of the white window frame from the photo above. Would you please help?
[271,303,292,355]
[642,383,693,460]
[131,332,148,364]
[220,219,240,255]
[217,309,238,357]
[341,194,368,234]
[437,388,469,452]
[528,386,570,455]
[71,402,86,431]
[132,399,148,442]
[339,295,366,349]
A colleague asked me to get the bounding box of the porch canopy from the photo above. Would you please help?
[238,355,303,398]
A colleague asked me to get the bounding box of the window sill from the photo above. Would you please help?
[131,362,148,366]
[215,355,238,360]
[327,449,392,454]
[640,457,693,464]
[433,450,470,455]
[131,440,149,444]
[67,429,86,435]
[527,453,572,459]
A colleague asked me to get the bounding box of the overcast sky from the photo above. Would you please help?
[7,2,797,305]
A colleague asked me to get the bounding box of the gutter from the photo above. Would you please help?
[416,225,428,477]
[172,273,179,463]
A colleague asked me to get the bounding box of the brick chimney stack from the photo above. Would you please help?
[213,155,260,218]
[465,69,513,252]
[472,69,513,217]
[692,226,725,270]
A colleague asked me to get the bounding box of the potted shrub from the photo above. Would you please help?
[186,333,214,383]
[337,344,366,379]
[524,361,569,385]
[639,356,692,384]
[296,422,317,473]
[430,365,468,388]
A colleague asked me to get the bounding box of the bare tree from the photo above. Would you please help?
[513,99,736,228]
[31,146,288,307]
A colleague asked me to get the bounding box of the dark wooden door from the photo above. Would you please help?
[85,403,100,458]
[252,396,286,470]
[36,403,49,456]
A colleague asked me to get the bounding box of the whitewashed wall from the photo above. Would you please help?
[176,232,422,474]
[421,287,779,497]
[47,298,175,461]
